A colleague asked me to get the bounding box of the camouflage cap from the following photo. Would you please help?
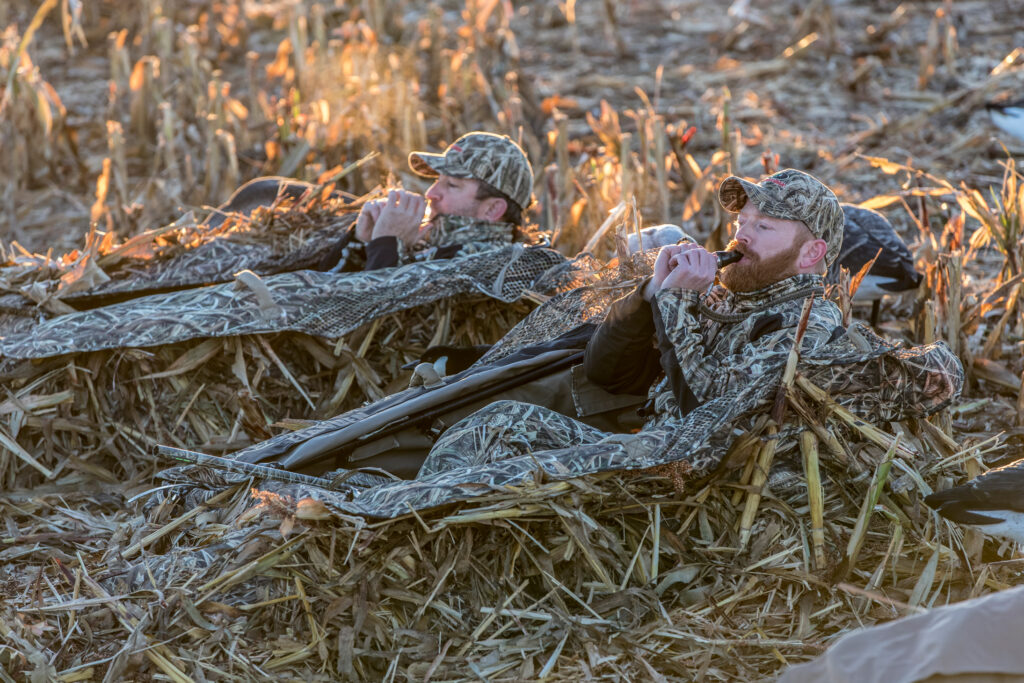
[718,169,844,266]
[409,132,534,211]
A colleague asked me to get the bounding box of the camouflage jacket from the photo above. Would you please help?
[586,273,843,428]
[365,215,523,270]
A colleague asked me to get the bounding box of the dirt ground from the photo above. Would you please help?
[2,0,1022,252]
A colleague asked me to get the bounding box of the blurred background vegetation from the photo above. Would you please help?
[2,0,1017,259]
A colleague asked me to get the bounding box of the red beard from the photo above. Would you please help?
[718,239,803,293]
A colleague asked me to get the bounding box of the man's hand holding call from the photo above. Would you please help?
[643,243,717,301]
[356,189,429,248]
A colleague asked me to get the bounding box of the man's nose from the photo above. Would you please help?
[424,182,441,200]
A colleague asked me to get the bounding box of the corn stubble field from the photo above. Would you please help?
[1,0,1024,680]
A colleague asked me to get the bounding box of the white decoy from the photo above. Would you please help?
[827,204,922,323]
[626,224,692,254]
[924,458,1024,546]
[986,96,1024,143]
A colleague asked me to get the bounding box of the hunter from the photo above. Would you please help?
[418,169,847,476]
[212,131,535,271]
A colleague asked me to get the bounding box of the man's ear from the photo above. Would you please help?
[799,238,828,271]
[480,197,508,222]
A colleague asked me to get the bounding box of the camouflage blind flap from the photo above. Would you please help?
[64,214,359,306]
[163,269,964,521]
[0,245,570,361]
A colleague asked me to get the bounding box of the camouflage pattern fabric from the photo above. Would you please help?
[0,244,568,361]
[420,399,608,476]
[156,247,963,520]
[483,254,959,423]
[409,132,534,210]
[418,323,966,486]
[810,335,964,421]
[160,322,962,520]
[63,210,359,305]
[0,201,357,331]
[0,293,38,335]
[146,458,390,526]
[646,274,841,427]
[379,326,959,517]
[477,254,643,364]
[156,452,392,494]
[411,214,526,259]
[421,272,843,472]
[719,169,845,265]
[156,264,630,478]
[417,399,697,481]
[110,522,283,593]
[418,272,843,476]
[387,214,529,268]
[62,212,522,306]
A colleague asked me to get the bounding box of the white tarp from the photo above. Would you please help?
[778,586,1024,683]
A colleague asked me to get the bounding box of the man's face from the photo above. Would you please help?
[424,174,486,220]
[718,202,811,293]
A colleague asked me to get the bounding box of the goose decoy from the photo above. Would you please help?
[401,344,493,375]
[204,177,351,228]
[986,96,1024,143]
[626,224,692,254]
[827,204,922,325]
[924,458,1024,546]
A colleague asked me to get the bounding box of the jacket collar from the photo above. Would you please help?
[426,215,517,247]
[725,273,824,311]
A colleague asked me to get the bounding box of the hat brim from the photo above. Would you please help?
[719,176,772,214]
[408,152,444,177]
[408,152,473,179]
